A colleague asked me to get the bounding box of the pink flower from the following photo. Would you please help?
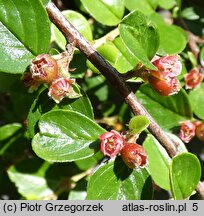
[184,68,203,89]
[120,143,147,169]
[99,130,124,158]
[179,121,196,143]
[151,55,182,78]
[147,55,182,96]
[48,78,75,103]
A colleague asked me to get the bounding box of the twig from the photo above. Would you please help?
[46,2,204,199]
[92,28,119,48]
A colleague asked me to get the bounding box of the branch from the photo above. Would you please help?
[46,2,204,199]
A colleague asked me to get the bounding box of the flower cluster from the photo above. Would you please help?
[22,54,79,103]
[179,121,204,143]
[99,130,147,169]
[147,55,182,96]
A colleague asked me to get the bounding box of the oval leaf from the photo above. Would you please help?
[0,0,51,73]
[0,123,22,141]
[143,134,171,190]
[32,110,105,162]
[149,13,187,55]
[136,84,193,129]
[27,88,94,137]
[129,115,150,134]
[81,0,125,26]
[189,83,204,120]
[86,157,152,200]
[170,153,201,200]
[119,10,159,69]
[51,10,92,50]
[96,37,138,73]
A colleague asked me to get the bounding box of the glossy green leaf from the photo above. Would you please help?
[125,0,154,15]
[7,158,80,199]
[170,153,201,200]
[200,46,204,67]
[97,37,138,73]
[189,83,204,120]
[51,10,92,50]
[143,134,171,190]
[27,88,94,137]
[0,0,50,74]
[86,157,152,200]
[157,0,176,9]
[32,110,106,162]
[136,84,193,129]
[80,0,125,26]
[0,123,22,141]
[7,159,53,199]
[129,115,150,134]
[149,13,187,55]
[119,10,159,70]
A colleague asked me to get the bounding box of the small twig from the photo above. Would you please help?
[46,2,204,199]
[92,28,119,48]
[121,66,147,80]
[177,18,200,58]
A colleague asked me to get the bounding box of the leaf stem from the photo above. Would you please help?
[46,2,204,199]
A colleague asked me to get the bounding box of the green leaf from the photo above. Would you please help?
[27,88,94,137]
[170,153,201,200]
[0,123,22,141]
[125,0,154,15]
[189,83,204,120]
[119,10,159,70]
[157,0,176,9]
[0,0,51,74]
[51,10,92,50]
[32,110,105,162]
[86,157,152,200]
[80,0,125,26]
[149,13,187,55]
[7,159,53,199]
[97,37,138,73]
[200,46,204,67]
[143,134,171,191]
[129,115,150,134]
[7,158,80,199]
[181,7,200,20]
[136,84,193,129]
[41,0,50,6]
[75,151,103,171]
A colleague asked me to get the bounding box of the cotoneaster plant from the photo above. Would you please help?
[0,0,204,200]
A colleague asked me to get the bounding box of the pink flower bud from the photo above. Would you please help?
[120,143,147,169]
[184,68,203,89]
[99,130,124,158]
[147,55,182,96]
[30,54,58,83]
[148,71,181,96]
[152,55,182,78]
[179,121,196,143]
[48,78,75,103]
